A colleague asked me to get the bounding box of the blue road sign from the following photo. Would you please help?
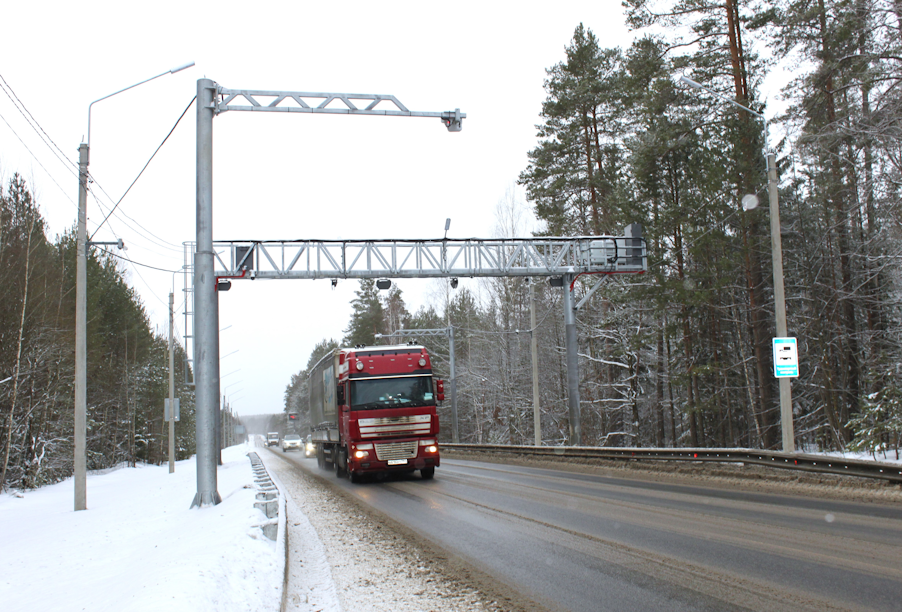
[773,337,799,378]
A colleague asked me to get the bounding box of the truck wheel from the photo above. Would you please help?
[335,449,347,478]
[421,467,435,479]
[349,471,361,484]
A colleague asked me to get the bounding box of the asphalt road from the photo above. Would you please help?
[273,452,902,612]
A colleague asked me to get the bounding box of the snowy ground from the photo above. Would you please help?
[264,450,513,612]
[0,443,283,612]
[1,443,899,612]
[0,441,511,612]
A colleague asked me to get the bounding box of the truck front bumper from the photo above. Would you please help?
[347,438,439,473]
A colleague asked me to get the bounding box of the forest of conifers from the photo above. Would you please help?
[286,1,902,458]
[0,175,196,490]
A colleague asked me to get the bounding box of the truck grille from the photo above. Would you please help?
[374,441,418,462]
[358,414,431,438]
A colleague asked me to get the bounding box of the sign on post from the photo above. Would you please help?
[164,398,181,422]
[773,337,799,378]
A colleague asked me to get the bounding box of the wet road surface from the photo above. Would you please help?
[272,452,902,611]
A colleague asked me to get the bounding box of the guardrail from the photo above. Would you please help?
[442,444,902,484]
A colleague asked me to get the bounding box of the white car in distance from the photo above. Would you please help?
[281,434,302,452]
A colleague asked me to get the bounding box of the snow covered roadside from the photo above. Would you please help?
[0,443,282,612]
[262,451,517,612]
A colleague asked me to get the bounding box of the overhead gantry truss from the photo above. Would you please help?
[215,87,465,131]
[211,236,647,280]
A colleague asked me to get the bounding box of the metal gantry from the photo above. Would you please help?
[210,234,647,280]
[215,88,465,131]
[194,78,647,507]
[192,78,467,507]
[192,225,647,447]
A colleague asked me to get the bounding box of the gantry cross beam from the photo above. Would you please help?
[210,235,647,280]
[215,88,465,131]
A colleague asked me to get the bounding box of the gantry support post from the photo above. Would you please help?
[449,326,458,444]
[562,274,580,445]
[192,78,222,508]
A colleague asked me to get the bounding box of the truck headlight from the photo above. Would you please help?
[354,450,369,459]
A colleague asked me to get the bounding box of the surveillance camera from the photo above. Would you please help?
[442,109,464,132]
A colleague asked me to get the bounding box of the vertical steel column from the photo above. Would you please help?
[562,274,580,445]
[449,326,459,443]
[530,282,541,446]
[74,143,89,511]
[216,393,223,464]
[192,78,221,507]
[768,153,794,453]
[168,292,175,473]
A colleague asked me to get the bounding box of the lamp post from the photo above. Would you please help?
[74,61,195,511]
[679,75,795,452]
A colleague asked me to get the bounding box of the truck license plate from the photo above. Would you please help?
[387,459,408,465]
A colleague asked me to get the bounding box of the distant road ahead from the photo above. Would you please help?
[276,453,902,611]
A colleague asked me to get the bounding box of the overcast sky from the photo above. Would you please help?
[0,1,637,416]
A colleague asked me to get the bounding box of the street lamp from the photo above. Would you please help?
[678,75,794,452]
[74,61,195,511]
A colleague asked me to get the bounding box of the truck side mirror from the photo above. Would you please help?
[436,379,445,402]
[337,384,346,405]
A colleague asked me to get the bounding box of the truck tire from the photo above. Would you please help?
[335,448,347,478]
[349,471,361,484]
[421,467,435,479]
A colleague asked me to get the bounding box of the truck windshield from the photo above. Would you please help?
[350,376,434,410]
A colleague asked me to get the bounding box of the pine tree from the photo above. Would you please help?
[343,280,385,347]
[519,24,626,237]
[382,286,409,336]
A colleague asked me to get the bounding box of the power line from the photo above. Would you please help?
[96,247,181,273]
[0,75,183,261]
[0,108,77,209]
[89,190,184,256]
[0,75,187,252]
[89,95,196,240]
[0,75,182,261]
[0,73,192,260]
[90,181,186,252]
[0,72,78,176]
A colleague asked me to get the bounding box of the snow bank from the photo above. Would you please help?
[0,443,281,612]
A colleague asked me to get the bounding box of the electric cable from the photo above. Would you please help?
[90,95,196,241]
[0,75,186,260]
[124,254,173,310]
[90,182,186,252]
[89,190,184,257]
[95,247,181,273]
[0,73,78,176]
[0,108,77,208]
